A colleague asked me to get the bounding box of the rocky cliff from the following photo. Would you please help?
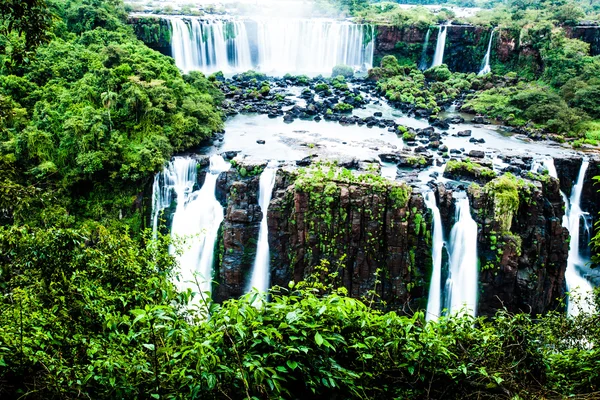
[207,157,598,316]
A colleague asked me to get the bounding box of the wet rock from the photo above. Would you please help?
[468,150,485,158]
[374,111,383,117]
[222,151,241,160]
[256,140,266,145]
[430,119,450,130]
[457,130,472,137]
[296,156,313,167]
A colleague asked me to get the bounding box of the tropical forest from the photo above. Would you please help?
[1,0,600,398]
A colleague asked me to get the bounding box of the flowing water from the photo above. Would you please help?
[445,195,478,316]
[531,157,595,315]
[169,17,374,75]
[564,160,595,316]
[247,163,278,294]
[425,191,445,321]
[419,28,432,71]
[151,157,198,236]
[478,30,495,75]
[431,24,448,68]
[157,155,231,300]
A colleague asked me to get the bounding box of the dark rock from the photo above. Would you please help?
[468,150,485,158]
[457,130,472,137]
[257,140,266,145]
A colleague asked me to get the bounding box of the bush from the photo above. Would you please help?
[332,64,354,78]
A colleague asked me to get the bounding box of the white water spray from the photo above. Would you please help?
[478,30,495,75]
[445,195,478,317]
[425,191,445,321]
[153,155,231,300]
[419,28,432,71]
[247,163,278,294]
[431,24,449,68]
[169,17,374,76]
[151,157,198,236]
[564,160,595,316]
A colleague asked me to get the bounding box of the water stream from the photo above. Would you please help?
[247,163,278,294]
[154,155,231,300]
[478,30,494,75]
[431,24,448,68]
[564,160,595,316]
[419,28,432,71]
[425,191,445,321]
[445,195,479,316]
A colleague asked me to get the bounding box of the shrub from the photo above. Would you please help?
[332,64,354,78]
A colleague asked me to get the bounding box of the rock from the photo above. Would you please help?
[457,130,472,137]
[222,150,241,160]
[257,140,266,145]
[373,111,383,117]
[430,119,450,130]
[296,156,313,167]
[468,150,485,158]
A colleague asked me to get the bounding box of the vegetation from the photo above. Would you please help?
[1,0,600,398]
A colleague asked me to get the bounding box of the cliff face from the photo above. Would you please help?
[128,16,172,56]
[212,167,432,311]
[471,178,569,315]
[208,159,596,316]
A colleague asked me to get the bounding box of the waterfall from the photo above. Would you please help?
[151,157,198,236]
[478,30,495,75]
[564,160,595,316]
[169,17,374,76]
[419,28,432,71]
[170,18,253,74]
[425,191,445,321]
[431,24,448,68]
[157,155,230,300]
[445,195,478,317]
[531,157,595,316]
[247,163,278,294]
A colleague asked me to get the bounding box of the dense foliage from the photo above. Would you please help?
[0,0,223,225]
[0,0,599,398]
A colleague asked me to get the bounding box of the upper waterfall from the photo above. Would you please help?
[431,24,449,68]
[478,30,495,75]
[169,17,375,76]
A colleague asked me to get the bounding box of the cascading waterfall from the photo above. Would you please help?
[445,195,478,316]
[419,28,432,71]
[247,163,278,294]
[155,155,231,299]
[170,18,252,74]
[531,157,595,316]
[564,160,595,316]
[425,191,445,321]
[169,17,374,76]
[151,157,198,236]
[431,24,449,68]
[478,30,495,75]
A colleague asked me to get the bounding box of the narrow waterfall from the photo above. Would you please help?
[151,157,198,236]
[425,191,445,321]
[166,155,230,299]
[431,24,448,68]
[532,157,595,315]
[419,28,432,71]
[169,17,374,76]
[445,196,478,316]
[564,160,595,316]
[247,164,278,294]
[478,30,495,75]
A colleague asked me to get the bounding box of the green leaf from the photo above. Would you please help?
[143,343,155,351]
[286,360,298,370]
[315,332,324,346]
